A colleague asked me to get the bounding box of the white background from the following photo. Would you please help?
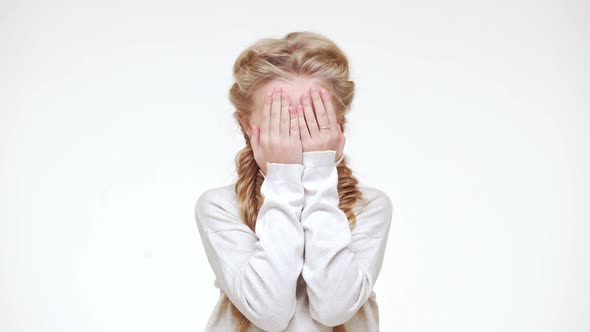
[1,0,589,331]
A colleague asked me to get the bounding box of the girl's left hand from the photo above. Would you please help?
[296,87,345,162]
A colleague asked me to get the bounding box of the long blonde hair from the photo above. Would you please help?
[229,31,369,332]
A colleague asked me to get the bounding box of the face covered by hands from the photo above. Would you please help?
[239,77,345,175]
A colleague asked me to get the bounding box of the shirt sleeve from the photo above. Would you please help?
[194,162,306,332]
[300,150,394,327]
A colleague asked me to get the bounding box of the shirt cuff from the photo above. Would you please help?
[302,150,338,168]
[263,162,304,182]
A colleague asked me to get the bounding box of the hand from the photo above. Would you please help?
[250,86,303,175]
[296,87,345,162]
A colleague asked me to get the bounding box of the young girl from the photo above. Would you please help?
[194,31,393,332]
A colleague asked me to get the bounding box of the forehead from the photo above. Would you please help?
[252,76,328,107]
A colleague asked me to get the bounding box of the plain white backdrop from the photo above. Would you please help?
[1,0,588,331]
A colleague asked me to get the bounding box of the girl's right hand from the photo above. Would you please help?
[250,86,302,176]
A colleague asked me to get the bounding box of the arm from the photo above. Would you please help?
[300,150,394,327]
[194,162,305,332]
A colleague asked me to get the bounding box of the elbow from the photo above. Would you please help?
[249,300,296,331]
[237,278,297,331]
[309,301,354,327]
[265,314,294,332]
[307,276,372,327]
[234,261,302,331]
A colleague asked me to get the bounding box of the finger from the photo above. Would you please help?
[301,91,319,137]
[260,88,273,141]
[270,86,282,139]
[289,105,299,138]
[319,88,338,132]
[280,94,290,137]
[296,104,311,141]
[310,87,329,132]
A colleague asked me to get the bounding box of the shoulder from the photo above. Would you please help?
[355,183,394,216]
[195,183,236,213]
[194,183,245,233]
[352,183,394,237]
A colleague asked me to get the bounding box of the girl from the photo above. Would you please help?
[194,31,393,332]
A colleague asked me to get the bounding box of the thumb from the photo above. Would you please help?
[250,125,259,149]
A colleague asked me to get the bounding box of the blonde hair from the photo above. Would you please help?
[229,31,369,332]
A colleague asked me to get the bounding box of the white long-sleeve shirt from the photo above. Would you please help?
[194,150,393,331]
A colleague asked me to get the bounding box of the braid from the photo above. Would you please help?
[234,138,264,233]
[336,155,370,227]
